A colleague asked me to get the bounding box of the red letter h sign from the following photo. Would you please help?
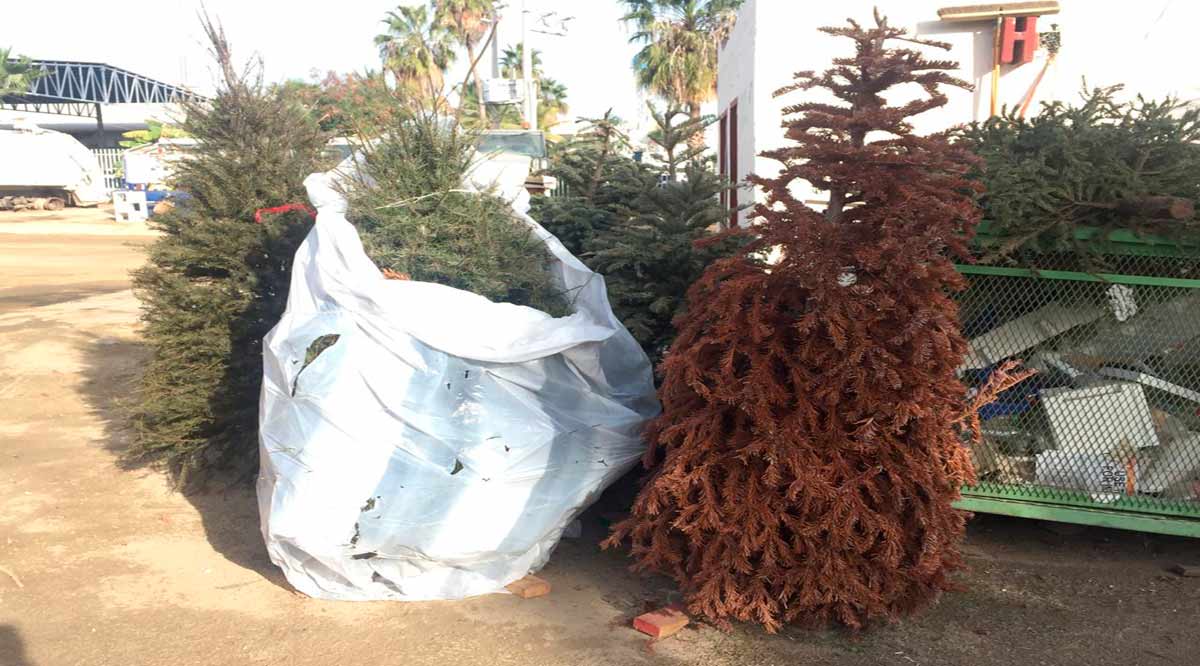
[1001,16,1039,64]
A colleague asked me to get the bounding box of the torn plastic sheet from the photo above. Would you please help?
[256,170,659,601]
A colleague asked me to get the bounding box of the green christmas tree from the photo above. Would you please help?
[130,17,331,488]
[645,103,713,181]
[586,102,741,362]
[586,163,739,360]
[532,105,739,363]
[533,112,654,257]
[344,105,568,315]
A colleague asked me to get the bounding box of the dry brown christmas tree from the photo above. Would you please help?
[605,12,997,631]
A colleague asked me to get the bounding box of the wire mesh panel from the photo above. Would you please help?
[956,254,1200,529]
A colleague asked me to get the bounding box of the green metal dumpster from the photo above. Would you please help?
[954,229,1200,537]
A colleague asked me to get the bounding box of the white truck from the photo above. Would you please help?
[0,122,109,211]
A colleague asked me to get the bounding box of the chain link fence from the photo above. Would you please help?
[956,243,1200,536]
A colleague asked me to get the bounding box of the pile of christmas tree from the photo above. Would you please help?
[605,13,1000,631]
[960,86,1200,267]
[131,18,330,487]
[131,14,579,487]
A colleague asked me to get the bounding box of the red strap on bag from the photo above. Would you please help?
[253,203,316,223]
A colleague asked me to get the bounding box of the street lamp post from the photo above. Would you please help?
[521,0,536,130]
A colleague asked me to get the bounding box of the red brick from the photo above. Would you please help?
[633,607,689,639]
[505,575,551,599]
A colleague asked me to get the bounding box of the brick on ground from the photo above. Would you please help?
[505,575,551,599]
[633,606,689,639]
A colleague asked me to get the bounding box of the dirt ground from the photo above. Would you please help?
[1,207,1198,666]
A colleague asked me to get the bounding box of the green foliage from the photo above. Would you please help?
[588,163,743,358]
[959,85,1200,264]
[171,53,330,221]
[375,4,455,99]
[537,77,569,130]
[459,42,569,131]
[118,119,190,149]
[130,18,331,488]
[282,71,399,136]
[498,42,569,130]
[499,43,543,79]
[570,110,635,202]
[620,0,743,115]
[133,208,313,486]
[433,0,499,125]
[532,109,738,362]
[0,47,44,95]
[458,83,518,129]
[345,110,567,315]
[646,102,714,179]
[432,0,495,44]
[533,112,652,255]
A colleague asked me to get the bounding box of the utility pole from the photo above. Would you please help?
[490,15,501,79]
[521,0,537,130]
[513,4,571,131]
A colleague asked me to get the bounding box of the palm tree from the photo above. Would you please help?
[538,77,568,129]
[0,47,44,96]
[434,0,497,125]
[500,43,562,128]
[620,0,742,123]
[499,43,543,80]
[374,5,455,102]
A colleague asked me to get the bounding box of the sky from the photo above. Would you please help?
[2,0,658,133]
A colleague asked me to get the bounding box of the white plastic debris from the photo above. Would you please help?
[256,169,660,601]
[1098,367,1200,405]
[1077,292,1200,361]
[962,302,1103,370]
[1106,284,1138,322]
[1141,409,1200,497]
[1035,450,1137,503]
[1039,382,1159,455]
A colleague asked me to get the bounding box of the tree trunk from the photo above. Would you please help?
[586,134,611,204]
[466,41,487,126]
[687,101,705,151]
[1115,196,1194,220]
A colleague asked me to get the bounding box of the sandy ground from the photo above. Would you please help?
[1,208,1199,666]
[0,206,155,315]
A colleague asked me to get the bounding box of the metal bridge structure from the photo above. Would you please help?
[1,60,203,131]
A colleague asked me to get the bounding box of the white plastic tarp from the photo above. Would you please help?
[256,169,659,601]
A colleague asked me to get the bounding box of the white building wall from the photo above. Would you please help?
[716,0,758,225]
[719,0,1200,226]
